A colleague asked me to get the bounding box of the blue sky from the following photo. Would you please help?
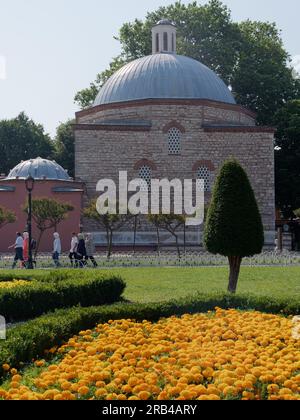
[0,0,299,137]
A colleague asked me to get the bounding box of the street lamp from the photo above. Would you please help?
[25,176,35,269]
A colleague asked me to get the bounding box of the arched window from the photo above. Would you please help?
[139,165,152,191]
[163,32,168,51]
[168,127,181,155]
[197,166,212,192]
[156,33,159,52]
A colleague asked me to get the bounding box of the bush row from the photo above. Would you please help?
[0,275,126,322]
[0,291,298,379]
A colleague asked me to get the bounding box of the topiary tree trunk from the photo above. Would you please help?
[228,256,242,293]
[204,159,264,294]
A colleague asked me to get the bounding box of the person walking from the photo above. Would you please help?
[53,232,62,267]
[85,233,98,268]
[69,232,78,267]
[9,232,24,269]
[76,233,87,268]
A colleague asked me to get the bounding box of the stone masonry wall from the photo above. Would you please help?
[75,103,274,242]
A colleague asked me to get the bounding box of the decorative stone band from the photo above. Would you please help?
[75,98,257,121]
[202,125,276,133]
[73,123,151,132]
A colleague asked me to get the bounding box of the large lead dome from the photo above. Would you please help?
[94,53,235,107]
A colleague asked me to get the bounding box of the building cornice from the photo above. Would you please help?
[202,125,275,133]
[75,98,257,121]
[73,123,151,132]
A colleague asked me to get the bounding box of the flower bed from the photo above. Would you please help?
[1,309,299,400]
[0,280,30,289]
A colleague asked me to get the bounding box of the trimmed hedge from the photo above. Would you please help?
[0,291,298,379]
[0,275,126,322]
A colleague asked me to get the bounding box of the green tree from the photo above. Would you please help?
[204,160,264,293]
[54,120,75,177]
[0,206,16,229]
[24,198,74,257]
[233,21,299,125]
[148,214,186,259]
[274,100,300,217]
[74,0,299,124]
[83,199,132,258]
[0,113,53,176]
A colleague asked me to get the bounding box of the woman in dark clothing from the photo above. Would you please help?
[76,233,87,268]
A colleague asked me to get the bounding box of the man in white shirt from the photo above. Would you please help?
[9,232,24,269]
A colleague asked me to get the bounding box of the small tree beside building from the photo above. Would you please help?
[204,159,264,293]
[0,206,16,229]
[24,198,74,257]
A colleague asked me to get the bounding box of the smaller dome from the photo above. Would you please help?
[155,19,176,27]
[6,157,71,181]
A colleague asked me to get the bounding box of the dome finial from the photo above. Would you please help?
[152,19,176,55]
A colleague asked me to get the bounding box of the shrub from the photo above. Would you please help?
[0,275,126,322]
[0,291,298,379]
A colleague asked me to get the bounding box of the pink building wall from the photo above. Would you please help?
[0,179,84,253]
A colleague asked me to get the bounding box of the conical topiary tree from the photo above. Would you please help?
[204,159,264,293]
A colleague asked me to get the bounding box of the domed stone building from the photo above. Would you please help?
[0,157,84,252]
[75,20,275,248]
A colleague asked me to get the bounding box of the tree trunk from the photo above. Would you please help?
[107,230,113,259]
[133,216,137,255]
[228,256,242,293]
[156,226,161,256]
[175,235,181,260]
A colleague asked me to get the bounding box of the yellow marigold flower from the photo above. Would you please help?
[138,391,151,400]
[78,386,90,396]
[2,364,10,371]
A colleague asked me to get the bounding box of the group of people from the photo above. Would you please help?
[68,232,98,268]
[9,231,98,269]
[9,232,37,269]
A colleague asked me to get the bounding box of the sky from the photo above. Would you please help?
[0,0,300,137]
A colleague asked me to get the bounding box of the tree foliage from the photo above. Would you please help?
[74,0,299,125]
[0,113,53,176]
[204,159,264,293]
[148,214,186,259]
[0,206,16,229]
[83,199,132,258]
[54,120,75,177]
[274,100,300,217]
[24,198,74,256]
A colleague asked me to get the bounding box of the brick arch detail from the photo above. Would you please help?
[162,121,186,133]
[134,159,157,171]
[192,160,215,172]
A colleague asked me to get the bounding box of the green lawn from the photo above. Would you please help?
[109,266,300,303]
[1,265,299,304]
